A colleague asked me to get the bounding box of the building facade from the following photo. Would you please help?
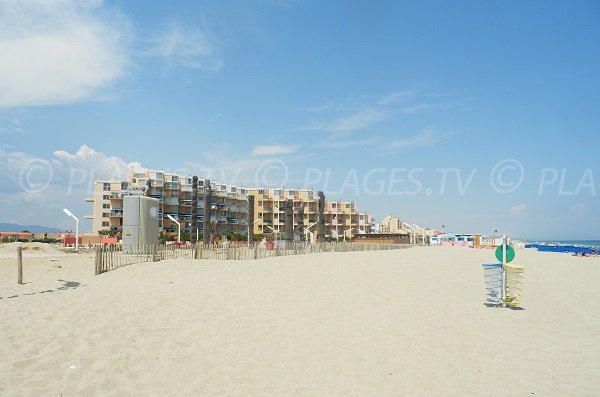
[87,169,375,240]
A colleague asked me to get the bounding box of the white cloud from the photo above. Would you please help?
[328,109,387,133]
[399,99,471,114]
[148,21,222,71]
[389,129,452,150]
[53,144,142,180]
[300,101,341,112]
[509,203,527,216]
[0,116,24,135]
[317,137,380,149]
[0,144,141,228]
[0,0,131,109]
[251,145,297,157]
[378,89,420,105]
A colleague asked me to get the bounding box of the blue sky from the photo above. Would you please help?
[1,0,599,239]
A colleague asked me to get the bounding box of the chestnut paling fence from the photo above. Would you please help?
[95,242,417,275]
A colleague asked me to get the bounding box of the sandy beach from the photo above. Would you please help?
[1,244,599,396]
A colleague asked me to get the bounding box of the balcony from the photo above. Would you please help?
[180,185,192,192]
[163,197,179,205]
[150,180,164,187]
[180,200,192,207]
[85,197,94,203]
[164,182,180,189]
[110,209,123,217]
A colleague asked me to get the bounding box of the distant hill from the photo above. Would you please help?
[0,223,63,233]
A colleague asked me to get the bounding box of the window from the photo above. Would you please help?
[103,195,110,200]
[103,183,110,191]
[332,203,337,208]
[345,204,350,209]
[333,214,337,219]
[102,221,109,227]
[102,212,109,218]
[258,189,265,195]
[103,204,110,209]
[258,201,263,206]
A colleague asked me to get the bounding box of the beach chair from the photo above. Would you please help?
[481,263,503,305]
[504,264,524,308]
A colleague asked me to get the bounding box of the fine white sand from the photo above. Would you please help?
[1,245,599,396]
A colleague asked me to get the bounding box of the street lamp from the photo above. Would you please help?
[413,224,426,245]
[491,228,499,246]
[266,225,279,242]
[331,229,338,241]
[304,221,318,243]
[248,219,261,247]
[166,214,180,243]
[62,208,79,252]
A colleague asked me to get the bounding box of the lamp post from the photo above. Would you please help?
[413,224,426,245]
[62,208,79,252]
[248,219,260,247]
[166,214,180,243]
[491,228,498,246]
[304,221,318,243]
[331,229,338,241]
[266,225,279,243]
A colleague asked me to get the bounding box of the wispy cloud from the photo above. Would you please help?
[0,0,131,109]
[317,137,380,149]
[509,203,527,217]
[295,108,388,134]
[388,128,453,150]
[0,116,24,135]
[148,21,222,71]
[251,145,297,157]
[300,101,342,113]
[182,144,304,187]
[328,109,387,133]
[399,99,471,114]
[378,89,421,106]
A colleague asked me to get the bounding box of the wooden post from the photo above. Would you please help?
[17,246,23,284]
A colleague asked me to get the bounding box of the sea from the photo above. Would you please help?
[524,240,600,254]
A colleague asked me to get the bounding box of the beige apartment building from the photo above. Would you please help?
[247,188,375,239]
[87,169,375,240]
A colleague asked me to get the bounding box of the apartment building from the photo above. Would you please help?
[246,188,375,240]
[247,187,321,238]
[85,179,129,234]
[86,169,248,237]
[87,169,375,240]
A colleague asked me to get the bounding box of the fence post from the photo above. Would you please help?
[17,245,23,284]
[95,245,103,275]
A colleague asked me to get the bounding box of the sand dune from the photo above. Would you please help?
[0,242,75,259]
[1,246,599,396]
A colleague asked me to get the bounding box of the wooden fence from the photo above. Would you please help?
[95,241,417,275]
